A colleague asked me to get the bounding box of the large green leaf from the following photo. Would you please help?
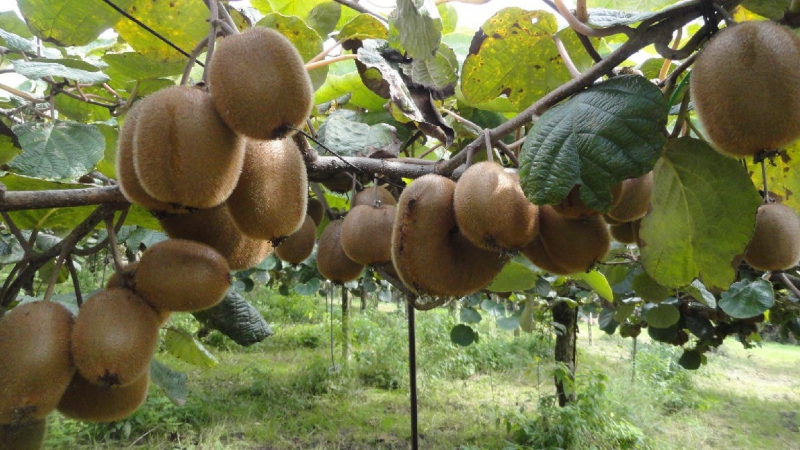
[460,306,482,324]
[719,279,775,319]
[18,0,135,46]
[314,60,387,111]
[256,15,327,89]
[400,42,458,92]
[12,61,109,84]
[54,91,114,122]
[639,138,762,290]
[741,0,789,19]
[102,52,186,84]
[306,2,341,38]
[338,13,388,42]
[114,0,208,62]
[193,289,274,347]
[643,302,680,328]
[150,359,188,406]
[748,146,800,213]
[460,8,570,112]
[487,260,538,292]
[391,0,442,60]
[253,0,325,16]
[164,327,218,368]
[0,11,33,39]
[573,270,614,302]
[0,28,38,54]
[519,75,667,211]
[315,111,400,157]
[450,323,478,346]
[9,121,105,181]
[631,271,671,303]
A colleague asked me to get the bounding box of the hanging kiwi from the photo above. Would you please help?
[609,220,639,245]
[133,85,245,209]
[0,301,75,426]
[307,197,325,225]
[744,202,800,271]
[690,21,800,157]
[57,371,150,423]
[341,204,396,265]
[226,137,308,243]
[209,26,313,140]
[392,174,508,297]
[134,239,231,313]
[552,183,623,219]
[353,185,397,207]
[453,162,539,252]
[275,214,317,264]
[527,205,611,275]
[521,233,573,275]
[606,172,653,223]
[317,219,365,283]
[70,288,160,388]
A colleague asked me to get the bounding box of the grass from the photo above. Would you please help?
[42,290,800,449]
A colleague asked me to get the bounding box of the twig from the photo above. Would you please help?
[0,82,46,103]
[215,0,240,34]
[778,272,800,300]
[104,216,125,273]
[553,0,633,37]
[305,54,359,71]
[180,36,211,86]
[202,0,219,85]
[0,211,34,257]
[553,34,581,78]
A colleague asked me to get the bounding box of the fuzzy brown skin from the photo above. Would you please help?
[453,162,538,252]
[317,219,365,283]
[341,205,396,265]
[227,137,308,242]
[105,262,171,325]
[536,205,610,274]
[607,172,652,223]
[307,197,324,225]
[209,26,313,140]
[392,174,507,297]
[0,419,46,449]
[159,203,274,271]
[57,371,149,423]
[0,301,75,426]
[275,214,317,264]
[609,221,638,244]
[521,234,573,275]
[552,183,623,219]
[135,240,231,313]
[133,85,245,208]
[744,203,800,271]
[353,185,397,207]
[691,21,800,157]
[71,288,160,388]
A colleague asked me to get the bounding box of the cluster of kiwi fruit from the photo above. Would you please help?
[0,239,231,446]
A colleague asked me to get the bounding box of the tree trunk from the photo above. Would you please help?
[553,301,578,406]
[342,287,351,364]
[360,283,367,312]
[588,312,593,346]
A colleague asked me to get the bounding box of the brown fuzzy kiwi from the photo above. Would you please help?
[454,162,539,251]
[105,262,171,325]
[552,183,623,219]
[133,85,245,208]
[159,203,273,271]
[0,301,75,426]
[341,205,396,265]
[135,239,231,313]
[521,234,574,275]
[307,197,324,225]
[57,371,149,423]
[744,202,800,271]
[353,185,396,207]
[392,174,508,297]
[609,221,638,244]
[227,137,308,243]
[71,288,160,388]
[316,219,365,283]
[535,205,610,274]
[606,172,653,223]
[691,21,800,157]
[0,419,46,450]
[275,214,316,264]
[209,26,313,140]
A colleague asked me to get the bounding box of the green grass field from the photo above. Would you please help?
[43,289,800,449]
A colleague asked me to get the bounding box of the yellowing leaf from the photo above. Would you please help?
[114,0,209,62]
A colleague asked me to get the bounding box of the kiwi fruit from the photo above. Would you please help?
[609,220,638,244]
[0,301,75,426]
[159,203,274,271]
[341,204,396,265]
[453,162,539,251]
[71,288,160,388]
[552,183,623,219]
[532,205,611,275]
[0,419,46,450]
[209,26,313,140]
[115,103,186,214]
[744,202,800,271]
[316,219,365,283]
[392,174,508,297]
[606,172,653,223]
[521,234,573,275]
[57,371,149,423]
[227,137,308,243]
[353,185,396,207]
[133,85,245,208]
[307,197,324,225]
[690,21,800,157]
[105,261,138,290]
[275,214,316,264]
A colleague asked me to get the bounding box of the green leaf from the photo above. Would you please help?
[306,2,341,38]
[588,0,679,12]
[639,138,762,290]
[460,9,569,112]
[686,315,715,340]
[9,121,105,181]
[391,0,442,60]
[102,52,186,84]
[598,308,618,334]
[114,0,209,62]
[0,11,33,39]
[678,349,703,370]
[337,13,389,42]
[741,0,789,19]
[497,316,520,331]
[487,260,538,292]
[295,278,322,296]
[315,111,400,157]
[0,28,38,54]
[256,15,327,89]
[255,0,325,16]
[54,91,113,122]
[719,279,775,319]
[631,271,671,303]
[149,359,188,406]
[519,75,667,211]
[748,145,800,213]
[12,61,109,84]
[18,0,135,46]
[648,323,678,342]
[572,270,613,302]
[193,289,274,347]
[644,302,680,328]
[164,327,219,368]
[438,3,458,35]
[400,42,458,92]
[356,41,425,122]
[450,323,477,346]
[314,62,387,111]
[460,306,482,324]
[520,298,535,333]
[481,298,504,317]
[684,279,717,309]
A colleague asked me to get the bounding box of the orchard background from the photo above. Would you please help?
[0,0,799,448]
